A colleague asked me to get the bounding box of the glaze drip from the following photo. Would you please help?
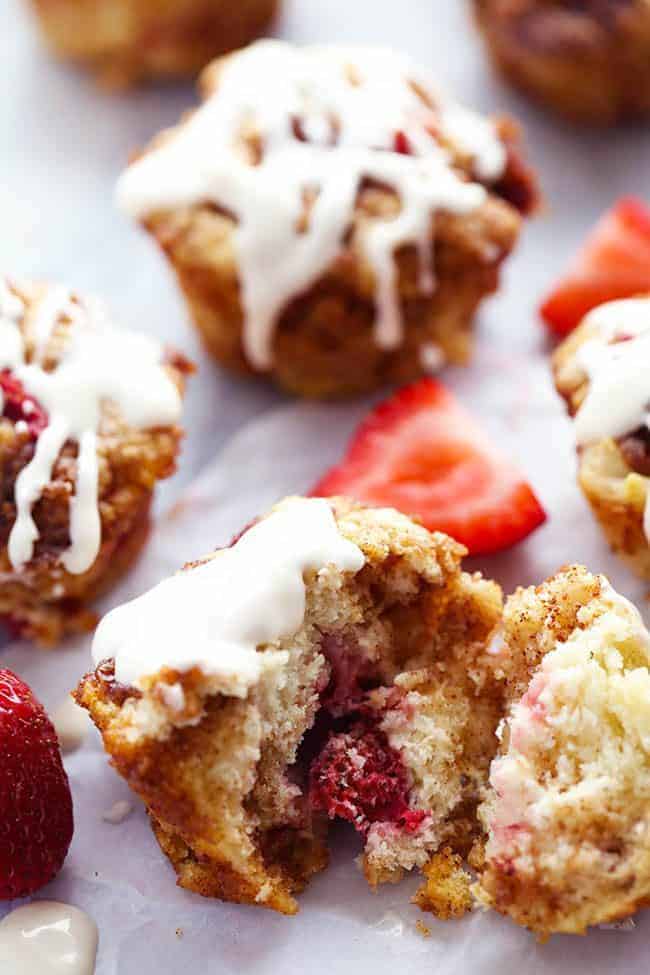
[93,497,365,691]
[117,41,507,370]
[571,298,650,542]
[0,280,182,575]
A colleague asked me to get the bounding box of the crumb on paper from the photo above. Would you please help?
[175,928,183,939]
[102,799,133,825]
[415,919,431,938]
[412,848,473,920]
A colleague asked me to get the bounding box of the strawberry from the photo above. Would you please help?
[0,670,73,899]
[540,197,650,338]
[311,378,546,556]
[0,370,48,438]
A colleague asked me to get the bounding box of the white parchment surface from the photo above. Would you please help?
[3,368,650,974]
[3,0,650,971]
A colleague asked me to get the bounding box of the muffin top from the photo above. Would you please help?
[0,277,189,577]
[117,41,517,370]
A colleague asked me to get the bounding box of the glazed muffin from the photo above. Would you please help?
[117,40,537,398]
[29,0,279,88]
[553,296,650,579]
[76,497,504,913]
[475,566,650,937]
[473,0,650,124]
[0,277,190,646]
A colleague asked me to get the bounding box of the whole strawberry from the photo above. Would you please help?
[0,670,73,898]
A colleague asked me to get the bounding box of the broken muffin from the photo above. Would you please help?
[117,40,537,398]
[475,566,650,937]
[0,277,190,646]
[553,296,650,579]
[76,496,503,913]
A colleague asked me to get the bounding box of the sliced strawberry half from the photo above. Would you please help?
[311,379,546,556]
[540,197,650,338]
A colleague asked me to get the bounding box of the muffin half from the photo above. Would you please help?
[476,566,650,936]
[76,497,504,913]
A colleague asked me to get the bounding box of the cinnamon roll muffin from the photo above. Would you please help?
[117,40,537,398]
[29,0,279,87]
[553,296,650,578]
[76,497,504,913]
[0,277,190,646]
[473,0,650,124]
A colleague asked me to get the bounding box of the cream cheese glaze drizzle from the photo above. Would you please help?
[574,298,650,446]
[0,279,182,575]
[93,498,365,692]
[572,297,650,541]
[117,41,507,370]
[0,901,98,974]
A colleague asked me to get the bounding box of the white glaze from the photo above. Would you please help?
[92,497,365,692]
[571,298,650,542]
[0,901,98,974]
[0,280,182,575]
[102,799,133,824]
[53,696,90,755]
[118,41,506,370]
[574,298,650,446]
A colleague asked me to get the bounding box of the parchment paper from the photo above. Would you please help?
[3,0,650,972]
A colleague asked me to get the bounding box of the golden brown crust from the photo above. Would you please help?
[0,280,191,646]
[30,0,279,88]
[135,55,535,398]
[152,196,522,398]
[553,316,650,579]
[473,0,650,124]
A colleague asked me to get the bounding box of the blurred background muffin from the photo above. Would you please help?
[28,0,279,87]
[472,0,650,124]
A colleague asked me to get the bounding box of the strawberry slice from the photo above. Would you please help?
[540,197,650,338]
[311,379,546,556]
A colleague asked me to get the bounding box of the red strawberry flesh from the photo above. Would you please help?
[309,720,425,837]
[312,378,546,556]
[540,197,650,337]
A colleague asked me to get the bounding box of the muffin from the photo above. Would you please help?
[76,496,504,913]
[473,0,650,124]
[29,0,279,88]
[553,296,650,579]
[0,277,190,646]
[475,566,650,937]
[117,40,537,398]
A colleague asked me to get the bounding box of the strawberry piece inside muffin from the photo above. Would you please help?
[309,720,423,836]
